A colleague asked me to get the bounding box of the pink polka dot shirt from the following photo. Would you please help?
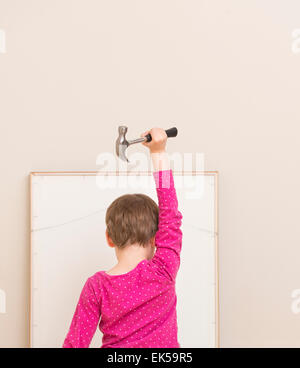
[63,170,182,348]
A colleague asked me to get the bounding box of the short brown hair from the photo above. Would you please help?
[105,193,159,248]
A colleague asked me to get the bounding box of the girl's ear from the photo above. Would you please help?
[150,236,156,247]
[105,229,115,248]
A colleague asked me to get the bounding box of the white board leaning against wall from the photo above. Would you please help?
[30,171,219,348]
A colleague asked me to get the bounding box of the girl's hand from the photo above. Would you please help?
[141,127,167,154]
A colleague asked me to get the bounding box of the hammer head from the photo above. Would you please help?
[115,126,129,162]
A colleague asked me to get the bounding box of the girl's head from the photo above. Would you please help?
[105,193,159,251]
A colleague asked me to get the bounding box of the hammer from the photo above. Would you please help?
[116,126,178,162]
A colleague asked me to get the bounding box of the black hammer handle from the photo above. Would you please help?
[145,127,178,143]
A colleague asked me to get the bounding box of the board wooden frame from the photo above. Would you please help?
[29,170,219,348]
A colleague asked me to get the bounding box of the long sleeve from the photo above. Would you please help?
[151,170,183,282]
[63,277,101,348]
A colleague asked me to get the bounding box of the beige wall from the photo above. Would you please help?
[1,0,300,347]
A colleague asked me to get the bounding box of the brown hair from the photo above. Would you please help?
[105,193,159,248]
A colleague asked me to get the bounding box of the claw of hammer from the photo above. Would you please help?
[115,125,178,162]
[115,126,145,162]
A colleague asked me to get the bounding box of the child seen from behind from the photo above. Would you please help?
[63,127,183,348]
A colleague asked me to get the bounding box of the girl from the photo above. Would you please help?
[63,128,182,348]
